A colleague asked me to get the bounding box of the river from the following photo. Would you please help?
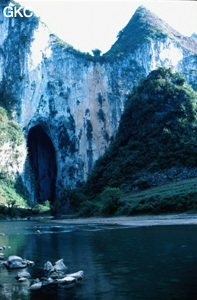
[0,219,197,299]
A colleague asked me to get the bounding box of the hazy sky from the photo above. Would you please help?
[17,0,197,54]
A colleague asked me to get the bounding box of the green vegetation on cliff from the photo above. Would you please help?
[0,105,28,215]
[0,106,23,148]
[0,104,52,218]
[86,68,197,193]
[104,6,197,60]
[64,68,197,216]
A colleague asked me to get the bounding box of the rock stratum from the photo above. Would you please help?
[0,1,196,203]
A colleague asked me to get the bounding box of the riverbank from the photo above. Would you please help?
[1,213,197,227]
[50,213,197,227]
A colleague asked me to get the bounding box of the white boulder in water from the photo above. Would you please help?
[5,256,34,269]
[56,276,76,284]
[54,259,67,272]
[16,270,31,279]
[44,261,54,272]
[0,253,5,260]
[29,281,42,290]
[56,271,84,287]
[67,270,84,280]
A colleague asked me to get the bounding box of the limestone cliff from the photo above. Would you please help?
[0,1,196,202]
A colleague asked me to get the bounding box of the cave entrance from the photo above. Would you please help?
[27,125,57,204]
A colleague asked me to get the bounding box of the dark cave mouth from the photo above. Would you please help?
[27,125,57,204]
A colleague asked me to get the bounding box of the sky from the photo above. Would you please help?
[17,0,197,54]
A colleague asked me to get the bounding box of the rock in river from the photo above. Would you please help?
[5,256,34,269]
[16,270,31,279]
[0,253,5,260]
[29,281,42,290]
[44,261,54,272]
[54,259,67,272]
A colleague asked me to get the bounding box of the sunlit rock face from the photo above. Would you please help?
[0,2,196,201]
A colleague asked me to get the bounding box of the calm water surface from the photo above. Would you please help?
[0,220,197,300]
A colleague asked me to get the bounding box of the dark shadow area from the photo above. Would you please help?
[27,125,57,203]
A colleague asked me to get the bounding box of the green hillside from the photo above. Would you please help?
[65,68,197,216]
[86,68,197,192]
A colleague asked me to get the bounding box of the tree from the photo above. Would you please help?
[92,49,102,57]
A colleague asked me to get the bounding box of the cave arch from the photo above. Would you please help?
[27,125,57,203]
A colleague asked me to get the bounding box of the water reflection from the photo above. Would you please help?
[0,221,197,299]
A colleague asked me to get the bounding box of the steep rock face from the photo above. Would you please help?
[0,2,196,202]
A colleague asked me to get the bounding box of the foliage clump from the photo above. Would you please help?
[0,106,24,148]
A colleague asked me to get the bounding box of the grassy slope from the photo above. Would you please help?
[119,178,197,215]
[76,177,197,217]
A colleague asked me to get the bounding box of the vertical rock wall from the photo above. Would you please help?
[0,1,196,202]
